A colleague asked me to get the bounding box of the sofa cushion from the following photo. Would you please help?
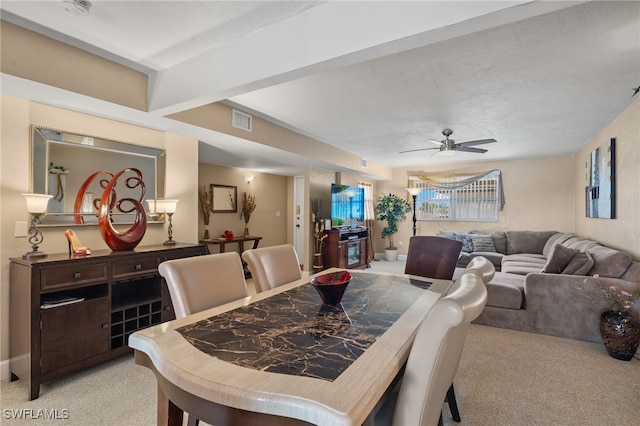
[587,246,632,278]
[542,232,573,256]
[562,237,602,253]
[484,272,525,309]
[490,231,508,254]
[542,244,579,274]
[470,234,496,252]
[501,265,545,275]
[562,251,594,275]
[471,252,504,269]
[454,232,474,253]
[502,253,547,263]
[506,231,557,255]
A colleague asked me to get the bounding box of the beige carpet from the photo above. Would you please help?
[2,260,638,425]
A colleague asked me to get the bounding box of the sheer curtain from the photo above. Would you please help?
[359,181,375,261]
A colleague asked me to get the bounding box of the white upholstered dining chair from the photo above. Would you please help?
[241,244,302,293]
[464,255,496,284]
[376,272,487,426]
[158,252,249,426]
[158,252,249,318]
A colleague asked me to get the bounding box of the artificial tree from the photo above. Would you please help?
[375,193,411,255]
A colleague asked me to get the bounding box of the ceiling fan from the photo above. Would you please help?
[400,128,497,156]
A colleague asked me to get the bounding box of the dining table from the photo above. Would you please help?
[129,268,453,426]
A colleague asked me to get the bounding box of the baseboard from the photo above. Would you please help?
[373,253,407,261]
[0,358,11,382]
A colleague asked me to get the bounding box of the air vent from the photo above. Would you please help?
[232,109,252,132]
[361,158,368,168]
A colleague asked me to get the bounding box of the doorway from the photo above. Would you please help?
[293,176,305,269]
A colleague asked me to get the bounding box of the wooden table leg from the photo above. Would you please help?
[219,242,226,253]
[157,384,184,426]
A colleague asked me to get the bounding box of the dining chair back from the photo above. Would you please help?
[158,252,248,318]
[242,244,302,293]
[464,255,496,284]
[404,236,463,280]
[392,272,487,426]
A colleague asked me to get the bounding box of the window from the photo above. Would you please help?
[410,170,502,221]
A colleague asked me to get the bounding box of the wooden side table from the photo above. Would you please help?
[200,236,263,277]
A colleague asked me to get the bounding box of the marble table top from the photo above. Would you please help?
[130,269,452,426]
[176,272,433,381]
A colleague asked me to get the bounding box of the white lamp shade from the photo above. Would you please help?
[405,187,422,196]
[154,199,179,214]
[146,199,156,213]
[22,193,53,214]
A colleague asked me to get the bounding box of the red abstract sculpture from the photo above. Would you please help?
[74,168,147,251]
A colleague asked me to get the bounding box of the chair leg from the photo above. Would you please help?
[447,384,461,422]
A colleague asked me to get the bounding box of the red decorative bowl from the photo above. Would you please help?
[311,270,352,305]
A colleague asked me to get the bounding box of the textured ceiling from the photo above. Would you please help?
[2,1,639,177]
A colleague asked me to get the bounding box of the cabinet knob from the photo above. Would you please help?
[101,323,108,329]
[135,264,142,271]
[73,272,81,279]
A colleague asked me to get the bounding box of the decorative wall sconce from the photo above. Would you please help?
[245,174,255,184]
[147,199,179,245]
[22,193,53,259]
[405,187,423,237]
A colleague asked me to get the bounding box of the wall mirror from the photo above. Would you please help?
[31,125,166,227]
[585,138,615,219]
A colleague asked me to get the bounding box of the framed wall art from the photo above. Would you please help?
[211,184,237,213]
[585,138,615,219]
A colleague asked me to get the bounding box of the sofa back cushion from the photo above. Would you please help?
[542,232,572,256]
[586,246,632,278]
[505,231,557,255]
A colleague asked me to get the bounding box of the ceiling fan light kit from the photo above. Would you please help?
[400,128,497,157]
[63,0,91,16]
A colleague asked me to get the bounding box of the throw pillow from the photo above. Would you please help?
[542,244,579,274]
[562,251,594,275]
[470,235,496,252]
[454,233,474,253]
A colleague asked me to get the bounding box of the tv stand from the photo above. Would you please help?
[322,228,369,270]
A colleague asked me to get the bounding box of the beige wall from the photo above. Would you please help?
[198,164,289,252]
[574,99,640,259]
[0,96,200,367]
[373,155,576,255]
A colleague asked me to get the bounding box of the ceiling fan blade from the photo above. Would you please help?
[399,147,440,153]
[458,138,497,147]
[427,138,444,146]
[457,146,488,154]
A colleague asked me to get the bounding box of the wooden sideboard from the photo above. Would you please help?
[322,227,370,270]
[9,243,208,400]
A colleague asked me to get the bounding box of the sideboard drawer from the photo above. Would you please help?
[41,263,109,291]
[112,256,158,280]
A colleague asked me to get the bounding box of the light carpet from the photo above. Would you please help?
[2,259,638,425]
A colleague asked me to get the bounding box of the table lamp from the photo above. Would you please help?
[149,199,179,245]
[405,187,423,236]
[22,193,54,259]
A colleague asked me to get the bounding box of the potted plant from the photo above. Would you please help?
[375,193,411,261]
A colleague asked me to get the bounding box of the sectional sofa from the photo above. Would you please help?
[444,230,640,344]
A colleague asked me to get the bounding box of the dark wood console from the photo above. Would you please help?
[322,227,369,270]
[9,243,208,400]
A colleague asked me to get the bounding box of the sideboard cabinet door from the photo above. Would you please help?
[40,298,109,373]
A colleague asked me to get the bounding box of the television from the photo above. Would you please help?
[330,184,365,229]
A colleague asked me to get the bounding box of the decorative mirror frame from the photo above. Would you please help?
[30,125,166,227]
[585,137,615,219]
[210,184,237,213]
